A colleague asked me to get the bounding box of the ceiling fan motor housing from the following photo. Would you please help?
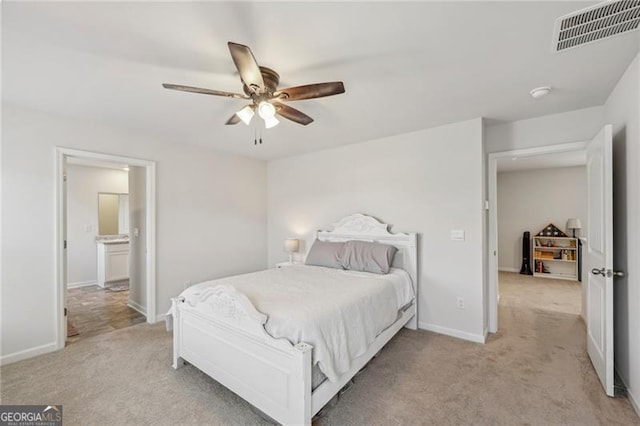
[243,66,280,96]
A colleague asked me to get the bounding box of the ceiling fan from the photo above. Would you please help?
[162,42,345,129]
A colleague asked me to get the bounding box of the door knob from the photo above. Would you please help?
[607,269,625,278]
[591,268,625,278]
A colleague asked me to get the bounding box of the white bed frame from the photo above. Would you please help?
[170,213,418,425]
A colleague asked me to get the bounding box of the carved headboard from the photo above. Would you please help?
[315,213,418,302]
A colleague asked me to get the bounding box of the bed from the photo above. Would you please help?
[168,213,418,425]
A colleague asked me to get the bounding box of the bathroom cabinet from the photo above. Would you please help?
[97,241,129,287]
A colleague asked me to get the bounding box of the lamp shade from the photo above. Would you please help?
[258,101,276,119]
[567,218,582,230]
[235,105,254,125]
[264,116,279,129]
[284,238,299,253]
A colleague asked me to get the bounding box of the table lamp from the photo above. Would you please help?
[567,218,582,238]
[284,238,299,263]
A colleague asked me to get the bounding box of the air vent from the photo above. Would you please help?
[552,0,640,52]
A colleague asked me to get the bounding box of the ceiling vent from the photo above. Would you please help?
[552,0,640,52]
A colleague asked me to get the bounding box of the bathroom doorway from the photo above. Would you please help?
[64,159,145,343]
[55,148,156,350]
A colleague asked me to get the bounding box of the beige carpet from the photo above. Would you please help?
[1,272,638,425]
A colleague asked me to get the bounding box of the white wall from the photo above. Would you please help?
[486,106,604,153]
[268,118,486,342]
[605,54,640,415]
[66,164,128,287]
[497,166,587,271]
[1,104,267,362]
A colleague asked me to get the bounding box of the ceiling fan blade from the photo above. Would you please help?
[273,102,314,126]
[162,83,248,99]
[226,113,241,125]
[227,42,265,93]
[274,82,345,101]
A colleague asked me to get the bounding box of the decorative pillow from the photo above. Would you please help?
[339,240,398,274]
[305,240,345,269]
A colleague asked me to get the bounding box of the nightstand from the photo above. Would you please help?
[275,261,302,269]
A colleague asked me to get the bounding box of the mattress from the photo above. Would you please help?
[180,265,414,382]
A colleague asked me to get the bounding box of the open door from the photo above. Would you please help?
[585,124,614,396]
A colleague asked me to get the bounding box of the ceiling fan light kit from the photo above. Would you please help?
[236,105,255,125]
[264,116,280,129]
[258,101,276,120]
[163,41,345,135]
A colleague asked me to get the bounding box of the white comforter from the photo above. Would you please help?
[179,265,413,382]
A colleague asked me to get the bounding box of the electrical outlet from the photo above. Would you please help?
[456,297,465,310]
[183,281,191,290]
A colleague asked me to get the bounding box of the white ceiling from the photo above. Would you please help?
[3,2,639,160]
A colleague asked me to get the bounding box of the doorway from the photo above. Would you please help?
[64,159,145,343]
[495,151,587,327]
[488,127,618,397]
[487,141,587,333]
[55,148,156,350]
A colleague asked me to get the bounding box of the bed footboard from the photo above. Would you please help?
[171,287,313,426]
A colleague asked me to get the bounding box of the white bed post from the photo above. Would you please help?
[291,342,313,426]
[404,232,418,330]
[171,297,184,369]
[405,312,418,330]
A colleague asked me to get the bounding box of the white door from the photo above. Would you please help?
[586,125,614,396]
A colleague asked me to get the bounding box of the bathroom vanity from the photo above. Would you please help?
[96,237,129,287]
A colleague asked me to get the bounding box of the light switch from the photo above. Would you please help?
[134,228,140,237]
[451,230,465,241]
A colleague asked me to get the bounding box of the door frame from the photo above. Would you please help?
[487,141,587,333]
[55,147,157,350]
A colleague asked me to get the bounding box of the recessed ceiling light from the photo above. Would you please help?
[530,86,551,99]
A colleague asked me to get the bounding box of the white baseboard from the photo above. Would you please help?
[0,342,58,366]
[628,388,640,419]
[615,367,640,418]
[127,300,147,316]
[418,322,486,344]
[154,313,166,324]
[498,267,519,273]
[67,280,97,289]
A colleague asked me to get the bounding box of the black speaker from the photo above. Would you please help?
[520,231,533,275]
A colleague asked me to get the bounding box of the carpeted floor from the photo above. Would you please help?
[1,272,638,425]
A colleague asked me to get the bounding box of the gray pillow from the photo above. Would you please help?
[339,240,398,274]
[305,240,345,269]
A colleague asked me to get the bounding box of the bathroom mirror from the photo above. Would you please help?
[98,192,129,235]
